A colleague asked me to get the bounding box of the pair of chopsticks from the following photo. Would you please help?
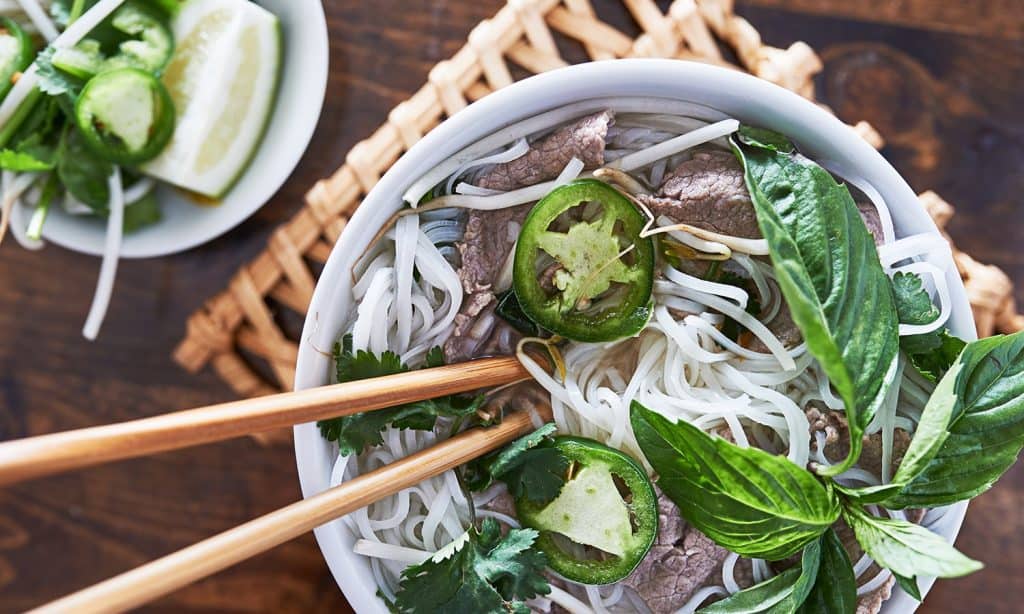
[0,355,539,613]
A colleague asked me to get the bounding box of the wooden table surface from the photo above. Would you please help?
[1,1,1021,612]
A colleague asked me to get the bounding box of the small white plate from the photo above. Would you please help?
[38,0,329,259]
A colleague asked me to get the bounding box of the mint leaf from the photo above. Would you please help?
[843,505,982,579]
[630,402,840,560]
[885,331,1024,508]
[393,518,550,614]
[797,529,857,614]
[464,423,569,506]
[317,340,484,455]
[894,573,922,601]
[732,129,900,475]
[699,537,820,613]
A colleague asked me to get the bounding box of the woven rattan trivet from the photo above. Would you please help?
[173,0,1024,424]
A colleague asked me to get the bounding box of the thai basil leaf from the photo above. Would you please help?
[885,331,1024,508]
[843,505,982,579]
[57,126,112,210]
[732,126,900,475]
[630,402,840,560]
[699,538,820,613]
[797,529,857,614]
[840,358,963,503]
[122,191,162,233]
[894,573,922,601]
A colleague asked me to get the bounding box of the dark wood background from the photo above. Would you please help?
[1,1,1021,611]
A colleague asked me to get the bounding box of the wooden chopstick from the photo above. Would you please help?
[0,355,529,486]
[30,408,545,614]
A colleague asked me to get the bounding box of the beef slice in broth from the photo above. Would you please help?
[445,110,614,363]
[625,492,752,613]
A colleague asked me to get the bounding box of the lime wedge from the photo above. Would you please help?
[142,0,281,198]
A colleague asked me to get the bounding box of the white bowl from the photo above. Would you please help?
[38,0,329,258]
[293,59,974,614]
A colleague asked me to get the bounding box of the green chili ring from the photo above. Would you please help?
[515,436,658,585]
[75,67,175,165]
[513,179,655,342]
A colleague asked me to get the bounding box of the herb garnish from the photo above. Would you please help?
[317,340,485,456]
[732,126,901,476]
[890,271,966,381]
[631,402,840,560]
[464,422,569,506]
[392,518,550,614]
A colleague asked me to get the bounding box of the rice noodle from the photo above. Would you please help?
[82,168,124,340]
[15,0,57,41]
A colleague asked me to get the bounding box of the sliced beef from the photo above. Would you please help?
[637,151,761,239]
[806,404,911,477]
[475,110,614,192]
[624,492,750,613]
[446,111,614,362]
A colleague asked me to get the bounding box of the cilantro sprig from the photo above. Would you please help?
[464,423,569,506]
[392,518,550,614]
[317,339,485,456]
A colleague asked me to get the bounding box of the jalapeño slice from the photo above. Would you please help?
[513,179,654,342]
[74,67,175,165]
[515,436,658,585]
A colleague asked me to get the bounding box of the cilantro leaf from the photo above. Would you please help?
[36,46,87,99]
[465,423,569,505]
[317,339,484,455]
[393,518,550,614]
[890,271,967,381]
[891,271,939,326]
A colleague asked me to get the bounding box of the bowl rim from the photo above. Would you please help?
[293,58,974,614]
[36,0,330,259]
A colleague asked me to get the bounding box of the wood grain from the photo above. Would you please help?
[0,1,1020,613]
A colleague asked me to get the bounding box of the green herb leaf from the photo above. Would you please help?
[894,573,922,601]
[885,331,1024,508]
[907,329,966,383]
[317,339,484,455]
[122,191,162,233]
[797,529,857,614]
[630,402,840,560]
[495,290,541,336]
[891,271,939,326]
[0,149,54,171]
[891,271,966,381]
[393,518,550,614]
[699,537,820,613]
[465,423,569,506]
[736,124,796,153]
[57,126,112,210]
[35,47,87,98]
[732,128,900,475]
[843,505,982,579]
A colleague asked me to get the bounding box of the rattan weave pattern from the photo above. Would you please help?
[173,0,1024,406]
